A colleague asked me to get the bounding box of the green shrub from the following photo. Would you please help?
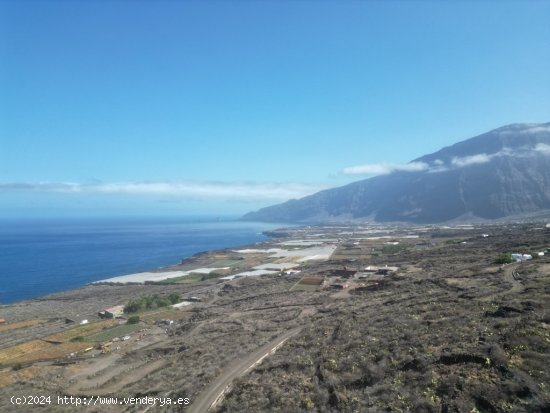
[528,250,540,259]
[124,294,177,313]
[168,292,181,304]
[382,244,411,254]
[124,299,143,313]
[70,336,85,342]
[494,252,513,264]
[126,315,140,324]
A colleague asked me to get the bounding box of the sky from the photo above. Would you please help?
[1,0,549,217]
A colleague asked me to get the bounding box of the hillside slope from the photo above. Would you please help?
[243,123,550,223]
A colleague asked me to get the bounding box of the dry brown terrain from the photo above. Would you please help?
[0,223,548,412]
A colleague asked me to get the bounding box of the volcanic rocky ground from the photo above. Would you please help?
[0,223,549,413]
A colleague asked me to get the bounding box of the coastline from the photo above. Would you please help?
[1,222,549,413]
[0,235,276,323]
[0,221,341,323]
[0,218,285,305]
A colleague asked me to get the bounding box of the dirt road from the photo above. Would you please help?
[188,327,301,413]
[503,264,524,295]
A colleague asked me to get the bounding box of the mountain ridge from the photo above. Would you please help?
[243,122,550,224]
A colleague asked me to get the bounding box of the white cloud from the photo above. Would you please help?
[450,144,550,167]
[527,126,550,134]
[343,143,550,178]
[427,165,449,173]
[0,181,327,200]
[451,153,492,167]
[342,162,429,176]
[534,143,550,155]
[499,124,550,135]
[342,142,550,178]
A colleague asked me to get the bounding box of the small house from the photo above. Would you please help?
[285,269,302,276]
[364,265,398,274]
[104,305,124,319]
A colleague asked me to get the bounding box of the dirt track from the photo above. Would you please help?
[480,262,525,301]
[188,327,301,413]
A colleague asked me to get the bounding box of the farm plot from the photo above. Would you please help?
[0,340,45,364]
[0,371,14,388]
[291,276,325,292]
[0,340,90,366]
[0,319,48,333]
[139,309,191,324]
[211,259,243,268]
[43,320,117,343]
[85,324,143,343]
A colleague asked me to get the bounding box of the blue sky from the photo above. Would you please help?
[1,0,549,217]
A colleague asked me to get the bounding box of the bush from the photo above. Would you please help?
[124,294,177,313]
[125,299,143,313]
[168,292,181,304]
[494,253,514,264]
[70,336,85,342]
[127,315,140,324]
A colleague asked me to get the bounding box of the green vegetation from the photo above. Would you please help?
[196,272,226,281]
[494,252,514,264]
[211,259,242,267]
[148,272,224,285]
[124,293,180,313]
[290,283,320,292]
[528,249,540,259]
[139,309,187,323]
[70,336,85,342]
[146,274,199,284]
[126,315,140,324]
[381,244,412,254]
[85,324,142,343]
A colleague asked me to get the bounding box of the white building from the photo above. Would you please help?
[511,253,532,262]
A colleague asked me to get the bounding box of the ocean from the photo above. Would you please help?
[0,217,284,304]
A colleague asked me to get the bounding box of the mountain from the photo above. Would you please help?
[243,123,550,224]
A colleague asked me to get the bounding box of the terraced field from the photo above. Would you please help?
[85,323,143,343]
[43,320,117,343]
[0,340,90,366]
[0,319,47,332]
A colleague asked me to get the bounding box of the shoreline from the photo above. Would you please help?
[0,222,548,413]
[2,220,303,305]
[1,223,330,324]
[0,219,286,306]
[0,238,272,308]
[0,222,344,323]
[2,220,541,312]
